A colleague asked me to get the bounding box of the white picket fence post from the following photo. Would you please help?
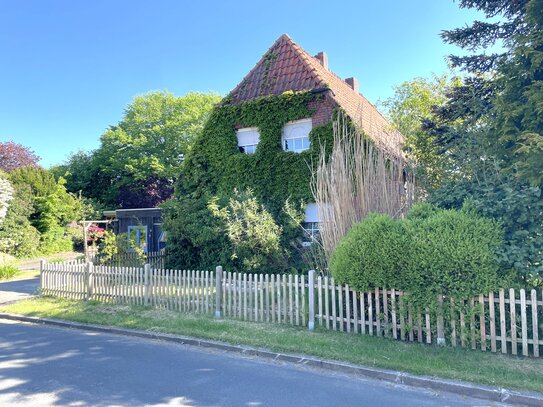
[308,270,315,331]
[437,294,446,346]
[144,263,150,306]
[39,259,45,294]
[85,262,94,301]
[215,266,223,318]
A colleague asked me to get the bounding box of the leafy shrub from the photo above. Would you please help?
[162,194,233,271]
[39,225,73,255]
[0,223,41,258]
[330,204,505,308]
[405,205,504,307]
[96,231,147,266]
[0,264,18,280]
[0,166,89,258]
[330,213,406,291]
[429,176,543,287]
[0,173,13,221]
[208,189,287,273]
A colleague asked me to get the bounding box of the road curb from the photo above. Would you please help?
[1,312,542,406]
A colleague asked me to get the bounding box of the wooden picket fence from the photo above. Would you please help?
[222,271,306,326]
[39,261,543,358]
[314,277,542,357]
[40,261,214,313]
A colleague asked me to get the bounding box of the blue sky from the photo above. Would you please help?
[0,1,484,167]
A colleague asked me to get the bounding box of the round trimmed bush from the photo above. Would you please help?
[330,204,505,307]
[405,206,504,304]
[329,213,406,291]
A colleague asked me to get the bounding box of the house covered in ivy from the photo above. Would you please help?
[165,34,403,270]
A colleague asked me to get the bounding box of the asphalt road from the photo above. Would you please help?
[0,320,504,407]
[0,278,39,305]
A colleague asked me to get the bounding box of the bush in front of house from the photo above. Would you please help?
[405,203,505,306]
[330,203,505,307]
[208,188,289,274]
[330,213,406,291]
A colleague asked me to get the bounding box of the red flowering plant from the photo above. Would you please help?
[87,225,106,243]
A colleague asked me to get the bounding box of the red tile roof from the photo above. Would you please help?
[227,34,404,155]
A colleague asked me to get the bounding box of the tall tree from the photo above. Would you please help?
[380,74,460,189]
[421,0,543,285]
[0,141,40,173]
[435,0,542,185]
[491,0,543,185]
[56,91,221,208]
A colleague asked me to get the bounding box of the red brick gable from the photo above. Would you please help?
[227,34,403,156]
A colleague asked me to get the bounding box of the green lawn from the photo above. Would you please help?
[2,296,542,393]
[8,269,40,281]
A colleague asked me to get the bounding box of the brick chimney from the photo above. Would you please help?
[345,77,358,93]
[314,52,328,70]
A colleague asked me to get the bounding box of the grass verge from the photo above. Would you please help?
[7,269,40,281]
[1,296,542,393]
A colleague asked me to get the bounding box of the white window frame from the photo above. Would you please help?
[236,127,260,155]
[302,222,320,245]
[282,118,312,153]
[127,225,148,253]
[302,202,321,245]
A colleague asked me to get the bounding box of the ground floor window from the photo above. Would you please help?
[302,222,320,246]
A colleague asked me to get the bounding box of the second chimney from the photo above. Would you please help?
[345,77,359,94]
[314,52,328,70]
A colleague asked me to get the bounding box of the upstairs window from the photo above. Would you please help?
[282,118,312,153]
[236,127,260,154]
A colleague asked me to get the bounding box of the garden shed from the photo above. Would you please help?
[104,208,165,253]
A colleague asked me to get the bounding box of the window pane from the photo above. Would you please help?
[302,137,310,149]
[284,139,290,151]
[294,138,302,150]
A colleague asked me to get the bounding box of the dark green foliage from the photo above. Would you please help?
[330,213,406,291]
[441,0,528,73]
[491,0,543,185]
[177,91,331,209]
[9,167,82,235]
[165,91,334,271]
[0,181,40,257]
[429,177,543,286]
[208,189,288,273]
[406,0,543,289]
[431,0,543,187]
[162,195,232,270]
[0,167,91,257]
[330,205,504,308]
[405,205,504,307]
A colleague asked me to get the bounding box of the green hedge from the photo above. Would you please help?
[330,204,505,308]
[330,213,406,290]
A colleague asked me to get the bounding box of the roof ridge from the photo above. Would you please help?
[224,34,404,156]
[283,36,326,86]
